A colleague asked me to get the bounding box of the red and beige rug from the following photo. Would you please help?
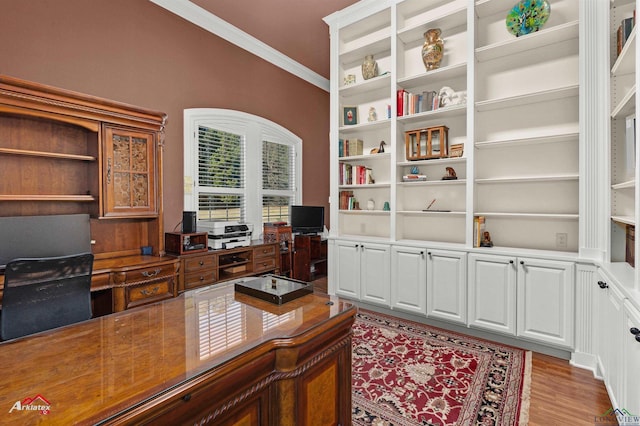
[352,310,531,426]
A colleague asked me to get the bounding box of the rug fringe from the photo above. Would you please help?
[518,350,533,425]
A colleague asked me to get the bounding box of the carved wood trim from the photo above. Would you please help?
[193,333,352,425]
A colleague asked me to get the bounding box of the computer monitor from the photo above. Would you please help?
[290,205,324,235]
[0,214,92,269]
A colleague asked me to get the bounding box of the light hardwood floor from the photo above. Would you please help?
[529,353,612,425]
[312,277,613,425]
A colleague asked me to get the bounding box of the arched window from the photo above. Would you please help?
[184,109,301,233]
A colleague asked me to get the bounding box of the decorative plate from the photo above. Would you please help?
[506,0,551,37]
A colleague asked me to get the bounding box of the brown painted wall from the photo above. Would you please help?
[0,0,330,231]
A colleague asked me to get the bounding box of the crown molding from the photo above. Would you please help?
[149,0,329,92]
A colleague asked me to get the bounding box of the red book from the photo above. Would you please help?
[397,89,405,116]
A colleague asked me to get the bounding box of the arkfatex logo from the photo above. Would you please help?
[595,408,640,425]
[9,394,51,415]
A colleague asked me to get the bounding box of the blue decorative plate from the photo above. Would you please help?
[506,0,551,37]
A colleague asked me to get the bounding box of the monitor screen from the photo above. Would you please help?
[0,214,92,269]
[290,205,324,235]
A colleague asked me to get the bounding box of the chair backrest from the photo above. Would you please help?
[1,252,94,341]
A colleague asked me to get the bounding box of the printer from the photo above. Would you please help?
[198,221,253,250]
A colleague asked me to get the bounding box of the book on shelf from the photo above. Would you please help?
[347,138,363,156]
[339,138,363,157]
[340,164,373,185]
[402,174,427,182]
[397,89,439,117]
[339,190,355,210]
[617,14,636,57]
[473,216,486,248]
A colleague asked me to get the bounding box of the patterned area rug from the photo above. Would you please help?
[352,310,531,426]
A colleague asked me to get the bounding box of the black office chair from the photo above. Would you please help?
[1,252,94,341]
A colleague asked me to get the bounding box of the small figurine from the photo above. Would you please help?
[344,74,356,85]
[442,166,457,180]
[367,199,375,210]
[410,166,420,174]
[368,107,378,122]
[480,231,494,248]
[370,140,386,154]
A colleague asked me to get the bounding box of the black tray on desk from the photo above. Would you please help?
[234,274,313,305]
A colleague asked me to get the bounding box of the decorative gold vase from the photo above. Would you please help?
[361,55,378,80]
[421,29,444,71]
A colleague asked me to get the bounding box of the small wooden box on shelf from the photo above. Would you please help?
[165,232,208,255]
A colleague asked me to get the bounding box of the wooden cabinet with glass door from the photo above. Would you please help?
[103,126,158,218]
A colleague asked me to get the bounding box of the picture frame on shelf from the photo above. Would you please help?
[343,106,358,126]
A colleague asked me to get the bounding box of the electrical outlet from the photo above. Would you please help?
[556,233,568,249]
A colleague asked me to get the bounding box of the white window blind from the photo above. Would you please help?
[262,139,295,223]
[184,109,302,233]
[197,125,245,223]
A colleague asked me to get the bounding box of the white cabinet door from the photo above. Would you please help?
[391,245,426,315]
[594,270,624,408]
[517,257,575,348]
[467,253,517,336]
[427,249,467,325]
[334,241,361,299]
[360,242,390,306]
[622,301,640,418]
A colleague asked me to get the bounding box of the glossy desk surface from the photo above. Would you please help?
[0,282,355,425]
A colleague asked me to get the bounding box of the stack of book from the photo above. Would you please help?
[340,164,373,185]
[339,190,355,210]
[616,12,635,57]
[473,216,486,248]
[402,174,427,182]
[397,89,439,116]
[338,138,363,157]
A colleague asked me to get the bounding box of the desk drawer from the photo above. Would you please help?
[254,245,276,259]
[254,257,276,274]
[122,276,175,310]
[184,255,216,273]
[184,270,217,290]
[124,263,176,284]
[91,272,111,291]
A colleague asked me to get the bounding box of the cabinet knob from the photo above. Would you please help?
[199,276,204,281]
[509,260,514,264]
[597,280,608,289]
[182,393,191,402]
[631,327,640,335]
[199,260,204,266]
[520,261,524,265]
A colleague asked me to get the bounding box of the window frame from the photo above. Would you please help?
[184,108,302,232]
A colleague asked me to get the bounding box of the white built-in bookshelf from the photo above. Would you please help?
[609,0,638,286]
[326,0,583,253]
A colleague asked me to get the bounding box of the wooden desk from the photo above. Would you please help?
[0,255,180,315]
[0,282,356,425]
